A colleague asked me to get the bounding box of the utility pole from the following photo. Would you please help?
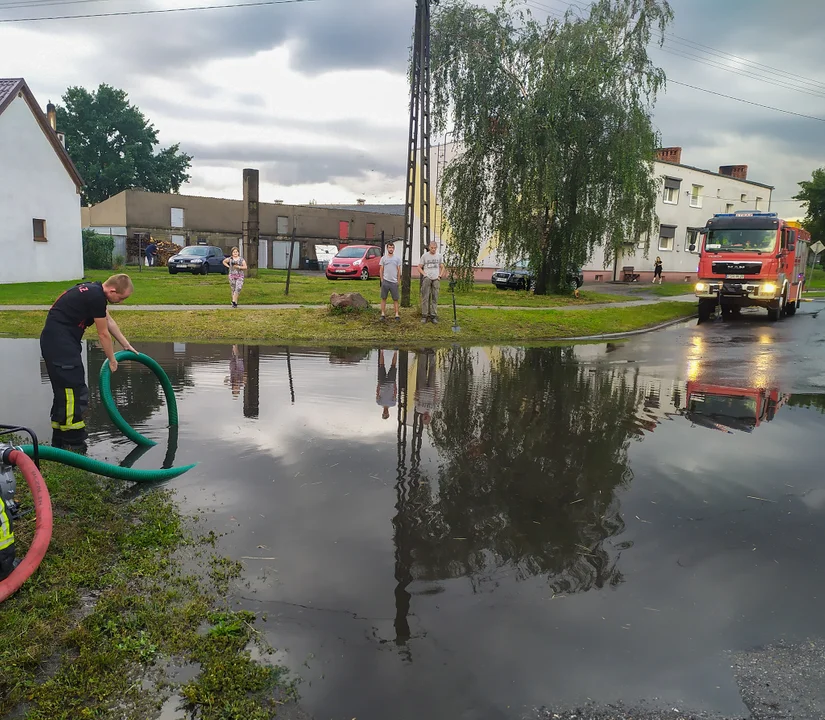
[401,0,436,308]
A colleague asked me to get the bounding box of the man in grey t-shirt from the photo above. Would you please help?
[418,241,444,323]
[379,243,403,321]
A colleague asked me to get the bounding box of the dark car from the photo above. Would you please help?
[491,262,583,291]
[167,246,227,275]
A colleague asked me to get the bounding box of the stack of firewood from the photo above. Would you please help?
[127,237,183,266]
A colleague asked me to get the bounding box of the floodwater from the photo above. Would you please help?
[6,307,825,719]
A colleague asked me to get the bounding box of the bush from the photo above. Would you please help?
[112,254,124,271]
[83,230,114,270]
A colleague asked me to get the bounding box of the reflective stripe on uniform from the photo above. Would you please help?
[0,501,13,551]
[55,388,85,431]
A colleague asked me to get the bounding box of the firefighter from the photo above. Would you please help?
[0,494,14,581]
[40,274,136,451]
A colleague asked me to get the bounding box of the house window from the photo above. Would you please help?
[338,221,350,241]
[32,218,47,242]
[725,203,734,213]
[658,224,676,251]
[277,216,289,235]
[740,193,748,203]
[171,208,185,228]
[690,185,703,208]
[755,196,763,211]
[663,177,681,205]
[366,223,375,240]
[685,228,701,253]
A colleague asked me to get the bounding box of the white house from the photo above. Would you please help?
[584,147,774,283]
[0,78,84,284]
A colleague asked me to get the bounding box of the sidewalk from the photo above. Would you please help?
[0,296,697,313]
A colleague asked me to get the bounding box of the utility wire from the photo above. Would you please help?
[0,0,316,22]
[667,79,825,123]
[527,0,825,97]
[655,46,825,100]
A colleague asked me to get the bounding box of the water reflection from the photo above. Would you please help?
[683,382,787,433]
[11,330,825,718]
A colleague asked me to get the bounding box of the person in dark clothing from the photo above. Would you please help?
[653,256,663,285]
[145,241,158,267]
[40,274,135,450]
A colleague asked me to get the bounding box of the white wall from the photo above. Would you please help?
[585,161,774,281]
[0,95,83,284]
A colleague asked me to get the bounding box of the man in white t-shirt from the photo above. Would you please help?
[379,243,403,321]
[418,241,444,323]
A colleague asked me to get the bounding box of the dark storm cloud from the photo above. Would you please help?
[74,0,416,80]
[186,140,405,185]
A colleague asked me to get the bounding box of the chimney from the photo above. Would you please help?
[655,147,682,164]
[242,168,260,275]
[46,101,56,130]
[719,165,748,181]
[356,198,366,206]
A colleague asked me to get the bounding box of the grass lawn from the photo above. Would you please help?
[806,267,825,289]
[0,302,696,344]
[0,268,629,308]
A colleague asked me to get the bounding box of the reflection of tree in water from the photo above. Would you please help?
[86,346,193,430]
[416,346,642,595]
[787,394,825,414]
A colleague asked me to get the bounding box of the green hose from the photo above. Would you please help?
[19,350,196,482]
[19,445,196,482]
[99,351,179,447]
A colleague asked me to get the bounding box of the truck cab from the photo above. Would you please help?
[693,212,810,322]
[684,382,785,433]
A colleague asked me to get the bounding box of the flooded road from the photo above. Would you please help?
[6,306,825,718]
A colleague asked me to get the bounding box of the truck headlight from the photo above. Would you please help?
[762,282,777,295]
[695,282,707,292]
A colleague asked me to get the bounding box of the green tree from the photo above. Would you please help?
[56,84,192,206]
[431,0,672,293]
[794,168,825,244]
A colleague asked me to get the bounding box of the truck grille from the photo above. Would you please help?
[711,261,762,275]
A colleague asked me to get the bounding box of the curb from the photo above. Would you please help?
[554,313,697,342]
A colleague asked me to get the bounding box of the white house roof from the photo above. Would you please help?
[0,77,84,191]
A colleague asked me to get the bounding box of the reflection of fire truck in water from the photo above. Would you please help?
[683,382,787,433]
[693,212,810,322]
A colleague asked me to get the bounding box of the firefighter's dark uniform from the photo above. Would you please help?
[0,496,14,581]
[40,282,108,448]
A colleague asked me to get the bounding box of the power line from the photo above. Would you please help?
[655,46,825,100]
[667,79,825,123]
[526,0,825,98]
[0,0,316,22]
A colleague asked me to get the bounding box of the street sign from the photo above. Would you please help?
[810,241,825,255]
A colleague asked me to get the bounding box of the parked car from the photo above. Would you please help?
[325,245,382,280]
[167,246,227,275]
[491,262,584,291]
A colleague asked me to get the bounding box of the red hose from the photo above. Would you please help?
[0,450,53,603]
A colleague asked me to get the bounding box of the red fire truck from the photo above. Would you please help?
[693,212,810,322]
[684,382,786,433]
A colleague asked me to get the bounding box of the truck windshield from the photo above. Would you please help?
[705,229,777,253]
[689,395,758,420]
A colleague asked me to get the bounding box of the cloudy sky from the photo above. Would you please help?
[1,0,823,216]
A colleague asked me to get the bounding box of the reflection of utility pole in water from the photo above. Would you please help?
[286,348,295,404]
[243,345,259,419]
[392,350,427,657]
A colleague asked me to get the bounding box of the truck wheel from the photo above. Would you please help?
[785,300,797,316]
[767,296,784,322]
[698,299,714,322]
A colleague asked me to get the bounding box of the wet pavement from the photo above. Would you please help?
[6,301,825,719]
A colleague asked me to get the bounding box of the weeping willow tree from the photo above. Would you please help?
[431,0,672,293]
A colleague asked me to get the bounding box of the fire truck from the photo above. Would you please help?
[692,212,810,322]
[683,382,786,433]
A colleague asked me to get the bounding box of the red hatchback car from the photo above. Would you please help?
[325,245,382,280]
